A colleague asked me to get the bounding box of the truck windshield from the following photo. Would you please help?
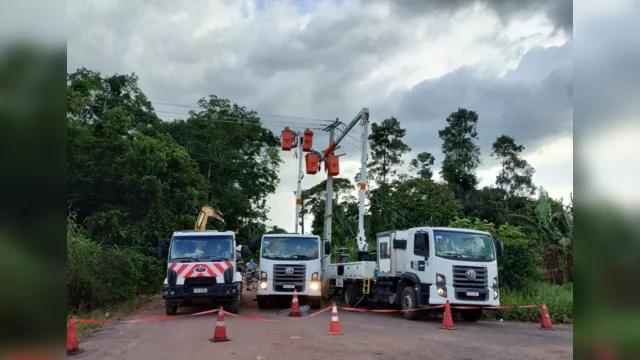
[169,235,233,262]
[261,236,319,260]
[434,230,496,261]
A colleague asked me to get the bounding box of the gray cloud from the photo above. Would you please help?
[367,0,573,34]
[379,41,572,169]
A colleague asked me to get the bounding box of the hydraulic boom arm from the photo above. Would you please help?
[195,205,225,231]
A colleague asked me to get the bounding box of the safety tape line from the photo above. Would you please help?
[74,303,543,324]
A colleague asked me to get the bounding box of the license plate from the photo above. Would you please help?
[466,291,479,297]
[193,288,208,294]
[283,284,295,289]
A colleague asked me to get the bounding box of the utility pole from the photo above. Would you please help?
[294,189,311,234]
[322,119,340,277]
[294,132,304,234]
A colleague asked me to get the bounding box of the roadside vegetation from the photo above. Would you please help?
[67,69,573,324]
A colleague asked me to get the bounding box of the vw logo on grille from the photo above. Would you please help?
[285,267,294,275]
[466,269,477,280]
[195,267,206,273]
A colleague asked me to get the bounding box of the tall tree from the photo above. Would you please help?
[490,135,536,197]
[438,108,482,197]
[409,152,435,180]
[367,117,412,185]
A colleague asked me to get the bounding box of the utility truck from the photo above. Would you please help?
[251,233,329,309]
[328,227,503,321]
[157,206,250,315]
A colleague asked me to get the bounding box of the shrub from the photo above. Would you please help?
[484,282,573,323]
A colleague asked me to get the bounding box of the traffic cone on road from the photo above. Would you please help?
[327,302,343,335]
[210,306,230,342]
[539,302,554,330]
[67,316,83,355]
[289,289,301,317]
[439,300,455,330]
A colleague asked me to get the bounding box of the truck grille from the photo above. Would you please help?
[452,265,487,289]
[273,264,306,292]
[184,277,216,288]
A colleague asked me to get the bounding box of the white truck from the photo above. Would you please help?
[328,227,504,321]
[157,230,250,315]
[251,233,329,309]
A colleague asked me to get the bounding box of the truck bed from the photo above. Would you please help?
[328,261,377,280]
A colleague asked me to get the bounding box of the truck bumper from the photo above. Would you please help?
[427,285,500,307]
[256,280,322,297]
[162,283,241,304]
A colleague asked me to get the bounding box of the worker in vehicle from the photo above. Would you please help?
[173,241,196,258]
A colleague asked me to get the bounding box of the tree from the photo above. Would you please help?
[438,108,482,197]
[367,117,411,185]
[490,135,536,197]
[392,178,462,227]
[266,226,288,234]
[409,152,435,180]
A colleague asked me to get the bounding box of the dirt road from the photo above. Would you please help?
[73,291,573,360]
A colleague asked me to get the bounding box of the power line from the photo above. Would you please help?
[151,101,335,123]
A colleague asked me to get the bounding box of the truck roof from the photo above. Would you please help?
[261,233,320,239]
[406,226,492,236]
[172,230,236,237]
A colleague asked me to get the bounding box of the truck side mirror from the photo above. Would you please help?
[324,241,331,255]
[156,239,166,260]
[249,239,258,252]
[241,245,251,259]
[496,239,504,257]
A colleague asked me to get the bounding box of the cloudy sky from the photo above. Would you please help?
[68,0,579,232]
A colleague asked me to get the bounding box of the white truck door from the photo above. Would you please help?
[378,234,392,274]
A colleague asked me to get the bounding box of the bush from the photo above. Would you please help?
[483,282,573,323]
[67,213,165,313]
[448,217,542,290]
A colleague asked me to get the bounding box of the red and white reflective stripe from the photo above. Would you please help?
[216,321,225,327]
[292,297,299,303]
[168,261,232,279]
[331,315,339,322]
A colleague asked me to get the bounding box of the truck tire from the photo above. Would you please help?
[461,308,483,322]
[343,284,356,307]
[226,296,240,314]
[165,302,178,316]
[310,298,322,309]
[400,286,419,320]
[257,296,268,309]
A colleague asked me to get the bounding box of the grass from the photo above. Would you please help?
[67,294,158,338]
[483,282,573,323]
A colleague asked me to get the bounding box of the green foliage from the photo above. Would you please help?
[448,217,542,290]
[483,282,573,323]
[367,117,411,185]
[409,151,435,180]
[491,135,536,197]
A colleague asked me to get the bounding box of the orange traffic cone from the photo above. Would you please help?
[539,302,554,330]
[439,300,455,330]
[210,306,230,342]
[327,302,343,335]
[67,316,83,355]
[290,289,301,317]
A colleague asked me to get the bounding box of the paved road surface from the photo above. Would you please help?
[74,291,573,360]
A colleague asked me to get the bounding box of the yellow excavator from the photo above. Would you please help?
[194,205,225,231]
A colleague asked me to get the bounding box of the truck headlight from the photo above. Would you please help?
[437,287,446,297]
[261,271,267,280]
[310,281,320,291]
[436,273,446,285]
[493,289,499,299]
[493,277,498,288]
[311,272,318,280]
[260,281,267,290]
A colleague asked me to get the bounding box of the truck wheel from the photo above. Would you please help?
[310,298,322,309]
[227,297,240,314]
[400,286,419,320]
[343,284,356,307]
[257,297,268,309]
[165,302,178,316]
[461,308,483,322]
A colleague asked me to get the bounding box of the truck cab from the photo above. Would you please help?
[252,233,328,309]
[329,226,504,321]
[157,230,250,315]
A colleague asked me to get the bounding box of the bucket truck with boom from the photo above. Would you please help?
[327,109,505,321]
[157,205,250,315]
